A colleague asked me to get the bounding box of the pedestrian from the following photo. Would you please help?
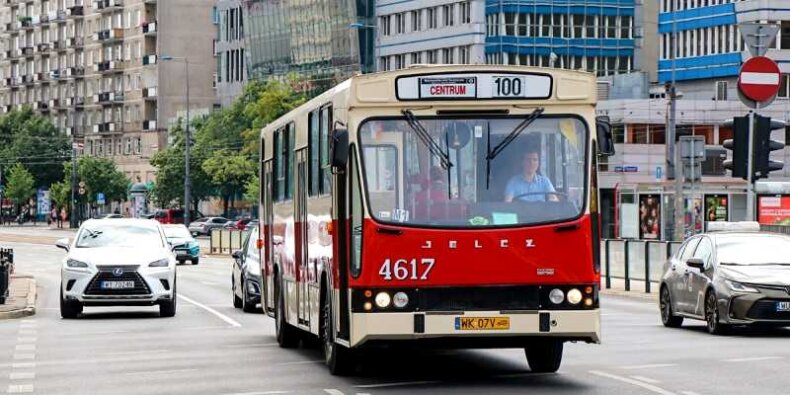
[30,205,36,225]
[60,207,67,228]
[53,207,61,228]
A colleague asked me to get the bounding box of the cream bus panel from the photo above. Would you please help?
[395,73,552,100]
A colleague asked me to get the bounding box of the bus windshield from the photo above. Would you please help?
[358,115,587,228]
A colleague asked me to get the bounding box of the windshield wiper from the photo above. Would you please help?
[80,228,103,239]
[402,110,452,170]
[485,107,544,188]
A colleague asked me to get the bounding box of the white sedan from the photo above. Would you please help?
[57,219,178,318]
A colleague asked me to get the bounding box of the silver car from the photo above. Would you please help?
[188,216,229,236]
[660,223,790,334]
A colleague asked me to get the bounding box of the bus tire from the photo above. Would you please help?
[275,274,299,348]
[322,285,354,376]
[525,340,563,373]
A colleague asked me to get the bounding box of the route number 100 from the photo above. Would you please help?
[379,258,436,281]
[493,76,523,97]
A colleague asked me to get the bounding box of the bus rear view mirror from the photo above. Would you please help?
[331,128,350,168]
[596,116,615,156]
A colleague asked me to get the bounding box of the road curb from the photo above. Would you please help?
[601,288,658,302]
[0,276,37,320]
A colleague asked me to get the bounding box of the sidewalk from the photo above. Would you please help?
[600,277,659,302]
[0,223,75,245]
[0,275,36,319]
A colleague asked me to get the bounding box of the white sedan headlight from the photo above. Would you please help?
[66,259,88,268]
[725,279,759,293]
[149,258,170,268]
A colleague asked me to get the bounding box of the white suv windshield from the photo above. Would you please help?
[358,115,587,228]
[76,224,163,248]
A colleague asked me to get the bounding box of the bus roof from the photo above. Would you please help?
[259,64,597,142]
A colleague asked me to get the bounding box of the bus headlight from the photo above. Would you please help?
[392,292,409,308]
[375,292,391,308]
[567,288,583,305]
[549,288,564,305]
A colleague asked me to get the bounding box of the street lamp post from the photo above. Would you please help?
[161,55,191,226]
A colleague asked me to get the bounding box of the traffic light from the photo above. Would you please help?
[722,116,749,180]
[753,115,785,179]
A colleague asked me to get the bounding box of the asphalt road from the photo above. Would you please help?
[1,241,789,395]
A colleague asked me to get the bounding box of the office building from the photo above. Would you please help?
[216,0,245,107]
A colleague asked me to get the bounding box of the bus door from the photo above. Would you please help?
[262,159,274,314]
[296,149,310,327]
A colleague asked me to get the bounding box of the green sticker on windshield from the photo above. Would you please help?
[469,216,489,226]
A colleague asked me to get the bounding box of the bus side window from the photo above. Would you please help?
[350,148,363,278]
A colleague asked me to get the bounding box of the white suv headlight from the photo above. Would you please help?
[149,258,170,268]
[66,259,88,268]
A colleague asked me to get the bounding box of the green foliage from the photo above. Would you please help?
[243,174,259,204]
[149,124,213,209]
[61,157,129,204]
[49,181,70,209]
[0,108,71,187]
[202,149,256,202]
[5,163,35,205]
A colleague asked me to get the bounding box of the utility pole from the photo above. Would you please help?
[184,59,191,226]
[668,4,684,241]
[70,142,77,228]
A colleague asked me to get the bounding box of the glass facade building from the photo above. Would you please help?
[243,0,374,91]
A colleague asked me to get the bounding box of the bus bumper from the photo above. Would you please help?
[349,309,600,347]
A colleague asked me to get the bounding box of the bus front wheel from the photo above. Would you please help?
[275,276,299,348]
[321,287,354,376]
[525,340,563,373]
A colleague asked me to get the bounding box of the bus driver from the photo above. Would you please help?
[504,147,559,203]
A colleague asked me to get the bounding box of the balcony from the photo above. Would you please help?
[65,66,85,78]
[142,87,157,99]
[6,77,21,88]
[37,72,52,84]
[94,0,124,13]
[17,17,33,30]
[49,98,61,109]
[67,6,84,17]
[142,21,156,35]
[49,69,62,80]
[93,122,117,134]
[95,60,125,74]
[21,74,34,85]
[37,42,50,53]
[94,28,124,44]
[32,101,49,112]
[65,96,86,108]
[52,40,66,52]
[142,54,157,66]
[67,37,84,48]
[2,105,11,113]
[94,91,115,104]
[143,120,156,131]
[21,46,34,58]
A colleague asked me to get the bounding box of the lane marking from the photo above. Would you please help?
[220,392,291,395]
[723,356,783,363]
[9,372,34,380]
[106,350,171,357]
[123,368,198,376]
[324,390,345,395]
[178,294,242,328]
[12,354,34,361]
[11,363,34,369]
[681,392,703,395]
[589,371,676,395]
[631,376,662,384]
[222,343,278,349]
[14,345,35,352]
[355,380,443,389]
[16,338,36,344]
[621,364,677,370]
[275,360,324,366]
[6,384,33,394]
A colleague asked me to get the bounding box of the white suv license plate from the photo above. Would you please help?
[776,301,790,312]
[101,281,135,289]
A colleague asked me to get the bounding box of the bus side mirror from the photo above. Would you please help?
[331,128,349,168]
[596,116,615,156]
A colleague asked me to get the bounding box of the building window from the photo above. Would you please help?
[459,1,471,24]
[380,15,391,36]
[396,13,405,34]
[411,10,421,32]
[779,74,790,98]
[411,52,420,65]
[443,48,453,64]
[459,45,470,64]
[428,7,437,29]
[442,4,454,27]
[379,56,390,71]
[427,49,437,64]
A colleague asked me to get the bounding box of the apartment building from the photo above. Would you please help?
[215,0,245,107]
[0,0,217,182]
[376,0,655,79]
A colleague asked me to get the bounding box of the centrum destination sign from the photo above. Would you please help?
[396,72,553,100]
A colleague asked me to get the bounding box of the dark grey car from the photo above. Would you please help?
[232,226,262,313]
[660,231,790,334]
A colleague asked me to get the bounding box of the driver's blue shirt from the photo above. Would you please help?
[505,174,556,202]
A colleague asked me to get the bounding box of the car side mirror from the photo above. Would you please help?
[55,238,70,252]
[231,250,242,260]
[330,128,349,168]
[596,116,615,156]
[686,258,705,270]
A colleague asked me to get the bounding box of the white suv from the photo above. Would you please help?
[57,219,177,318]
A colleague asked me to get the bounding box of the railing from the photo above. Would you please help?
[209,229,250,255]
[601,239,682,293]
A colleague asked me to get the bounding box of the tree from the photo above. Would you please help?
[0,108,70,187]
[49,181,70,210]
[243,174,259,204]
[202,150,256,215]
[5,163,35,211]
[150,124,213,210]
[240,77,307,156]
[74,157,129,204]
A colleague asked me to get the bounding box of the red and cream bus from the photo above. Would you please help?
[258,65,614,375]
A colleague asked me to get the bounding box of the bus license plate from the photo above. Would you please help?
[102,281,135,289]
[455,317,510,331]
[777,301,790,312]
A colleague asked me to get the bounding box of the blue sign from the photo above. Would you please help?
[97,192,106,205]
[656,166,663,181]
[37,189,50,215]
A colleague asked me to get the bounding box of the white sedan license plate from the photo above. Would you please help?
[102,281,135,289]
[777,301,790,312]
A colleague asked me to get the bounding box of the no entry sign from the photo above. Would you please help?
[738,56,781,103]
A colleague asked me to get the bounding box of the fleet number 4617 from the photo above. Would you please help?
[379,258,435,281]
